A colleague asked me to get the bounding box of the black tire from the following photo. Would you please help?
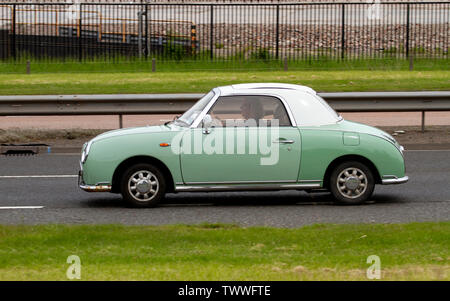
[120,163,166,208]
[329,161,375,205]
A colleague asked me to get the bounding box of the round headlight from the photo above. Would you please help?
[81,141,92,164]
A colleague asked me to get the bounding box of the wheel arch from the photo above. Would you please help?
[111,155,175,193]
[323,154,382,189]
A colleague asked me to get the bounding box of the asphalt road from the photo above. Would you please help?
[0,150,449,227]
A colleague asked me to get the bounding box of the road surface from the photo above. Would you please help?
[0,150,448,227]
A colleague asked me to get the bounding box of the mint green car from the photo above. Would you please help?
[79,83,408,207]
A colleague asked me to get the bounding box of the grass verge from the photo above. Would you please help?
[1,58,449,74]
[3,126,450,146]
[0,128,104,144]
[0,222,448,280]
[0,70,449,95]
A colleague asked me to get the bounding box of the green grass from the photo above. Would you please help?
[1,57,449,73]
[1,57,448,94]
[0,70,449,95]
[0,222,448,280]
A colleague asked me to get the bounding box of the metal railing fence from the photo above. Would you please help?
[0,2,448,61]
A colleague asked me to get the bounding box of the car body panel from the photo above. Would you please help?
[81,125,185,186]
[180,127,301,183]
[298,123,405,183]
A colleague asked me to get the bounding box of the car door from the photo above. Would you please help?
[180,95,301,184]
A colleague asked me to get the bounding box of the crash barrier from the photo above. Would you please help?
[0,91,449,131]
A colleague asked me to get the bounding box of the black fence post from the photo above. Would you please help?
[145,4,149,58]
[138,11,143,59]
[276,4,280,60]
[341,3,345,60]
[11,4,16,60]
[210,4,214,60]
[421,111,425,133]
[406,3,410,59]
[147,3,151,58]
[78,3,83,62]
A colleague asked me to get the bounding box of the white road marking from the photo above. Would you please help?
[0,206,44,210]
[405,149,450,152]
[0,175,77,178]
[48,153,80,156]
[161,203,215,207]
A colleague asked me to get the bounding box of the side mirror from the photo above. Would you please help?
[202,114,213,134]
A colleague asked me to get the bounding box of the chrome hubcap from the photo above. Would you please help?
[337,167,367,199]
[128,170,159,202]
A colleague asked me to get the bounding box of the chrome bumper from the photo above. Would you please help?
[78,170,111,192]
[381,176,409,185]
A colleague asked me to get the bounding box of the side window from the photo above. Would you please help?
[207,95,291,127]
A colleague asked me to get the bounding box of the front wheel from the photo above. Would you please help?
[120,163,166,208]
[329,161,375,205]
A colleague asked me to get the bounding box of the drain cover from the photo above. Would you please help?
[1,143,49,155]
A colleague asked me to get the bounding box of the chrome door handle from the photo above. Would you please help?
[273,139,295,144]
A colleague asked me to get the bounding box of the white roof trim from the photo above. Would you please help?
[228,83,316,95]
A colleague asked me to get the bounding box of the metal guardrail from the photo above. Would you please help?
[1,91,449,114]
[0,91,449,130]
[321,91,450,112]
[0,93,201,115]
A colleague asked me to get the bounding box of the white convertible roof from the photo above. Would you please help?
[220,83,316,95]
[216,83,341,126]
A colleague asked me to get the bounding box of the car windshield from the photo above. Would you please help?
[175,90,215,126]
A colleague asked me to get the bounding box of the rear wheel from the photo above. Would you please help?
[120,163,166,208]
[329,161,375,205]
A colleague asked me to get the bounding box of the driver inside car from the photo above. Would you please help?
[240,98,264,127]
